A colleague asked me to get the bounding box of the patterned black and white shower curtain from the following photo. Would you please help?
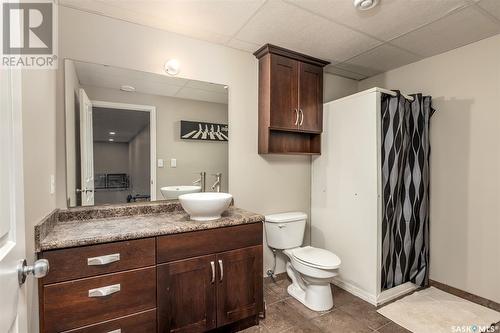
[380,91,435,290]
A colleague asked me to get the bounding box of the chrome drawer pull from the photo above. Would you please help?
[88,284,121,297]
[107,330,121,333]
[87,253,120,266]
[299,109,304,126]
[210,261,215,283]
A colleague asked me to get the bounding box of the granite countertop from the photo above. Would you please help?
[35,201,264,252]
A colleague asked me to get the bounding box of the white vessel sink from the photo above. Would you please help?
[160,185,201,200]
[179,192,233,221]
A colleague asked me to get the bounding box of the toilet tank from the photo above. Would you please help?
[264,212,307,249]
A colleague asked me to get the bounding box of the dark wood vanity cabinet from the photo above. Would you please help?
[157,246,263,333]
[156,224,263,333]
[254,44,329,154]
[38,223,263,333]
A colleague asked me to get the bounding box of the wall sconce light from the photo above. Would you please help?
[165,59,180,76]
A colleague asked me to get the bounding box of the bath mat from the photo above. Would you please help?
[377,287,500,333]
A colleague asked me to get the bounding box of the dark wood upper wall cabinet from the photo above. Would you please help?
[254,44,329,155]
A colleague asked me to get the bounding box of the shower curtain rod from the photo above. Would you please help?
[377,87,415,101]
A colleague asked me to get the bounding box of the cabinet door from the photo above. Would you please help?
[270,54,299,130]
[299,62,323,132]
[216,245,263,327]
[157,255,217,333]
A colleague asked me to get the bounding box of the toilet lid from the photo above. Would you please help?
[292,246,341,269]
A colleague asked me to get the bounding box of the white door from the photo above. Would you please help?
[79,88,95,206]
[0,69,27,332]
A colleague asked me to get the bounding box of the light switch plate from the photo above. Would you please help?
[170,158,177,168]
[158,159,164,168]
[49,175,55,194]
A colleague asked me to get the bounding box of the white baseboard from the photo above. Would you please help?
[377,282,418,306]
[332,278,418,306]
[331,278,378,305]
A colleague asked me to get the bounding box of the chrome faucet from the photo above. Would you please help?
[193,172,206,192]
[210,173,222,192]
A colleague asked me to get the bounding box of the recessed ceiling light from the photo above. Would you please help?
[165,59,180,76]
[108,138,114,142]
[353,0,378,10]
[109,131,116,135]
[120,85,135,92]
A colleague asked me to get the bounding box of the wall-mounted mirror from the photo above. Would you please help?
[65,59,228,207]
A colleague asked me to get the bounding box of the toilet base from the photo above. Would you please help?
[286,263,334,312]
[287,282,334,312]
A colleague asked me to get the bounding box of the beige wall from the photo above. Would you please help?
[359,34,500,303]
[55,6,358,279]
[81,85,228,197]
[22,69,57,332]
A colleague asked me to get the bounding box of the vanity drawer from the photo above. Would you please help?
[157,223,262,263]
[40,238,155,284]
[61,309,156,333]
[42,267,156,333]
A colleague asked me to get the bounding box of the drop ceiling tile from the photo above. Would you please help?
[337,44,422,77]
[477,0,500,21]
[324,65,367,80]
[62,0,267,44]
[391,6,500,57]
[185,80,227,93]
[176,87,228,104]
[285,0,469,41]
[226,38,261,53]
[235,0,381,62]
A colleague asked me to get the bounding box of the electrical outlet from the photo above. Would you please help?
[170,158,177,168]
[157,159,164,168]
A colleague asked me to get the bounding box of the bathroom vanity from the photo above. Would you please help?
[35,201,264,333]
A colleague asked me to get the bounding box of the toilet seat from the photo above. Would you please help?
[291,246,341,270]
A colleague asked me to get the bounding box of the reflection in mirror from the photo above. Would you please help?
[65,59,228,208]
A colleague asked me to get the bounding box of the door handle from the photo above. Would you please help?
[88,284,121,297]
[210,261,215,283]
[18,259,49,285]
[299,109,304,126]
[87,253,120,266]
[218,259,223,281]
[294,108,299,126]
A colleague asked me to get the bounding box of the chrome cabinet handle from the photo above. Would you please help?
[218,259,223,281]
[210,261,215,283]
[88,284,121,297]
[107,330,121,333]
[87,253,120,266]
[294,108,299,126]
[299,109,304,126]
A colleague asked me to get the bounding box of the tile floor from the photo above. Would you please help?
[242,278,411,333]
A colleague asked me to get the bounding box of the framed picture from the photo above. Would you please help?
[180,120,228,141]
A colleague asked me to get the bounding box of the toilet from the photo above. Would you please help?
[264,212,341,312]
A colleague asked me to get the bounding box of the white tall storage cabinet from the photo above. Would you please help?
[311,88,417,305]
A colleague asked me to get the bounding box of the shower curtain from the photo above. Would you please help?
[380,91,435,290]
